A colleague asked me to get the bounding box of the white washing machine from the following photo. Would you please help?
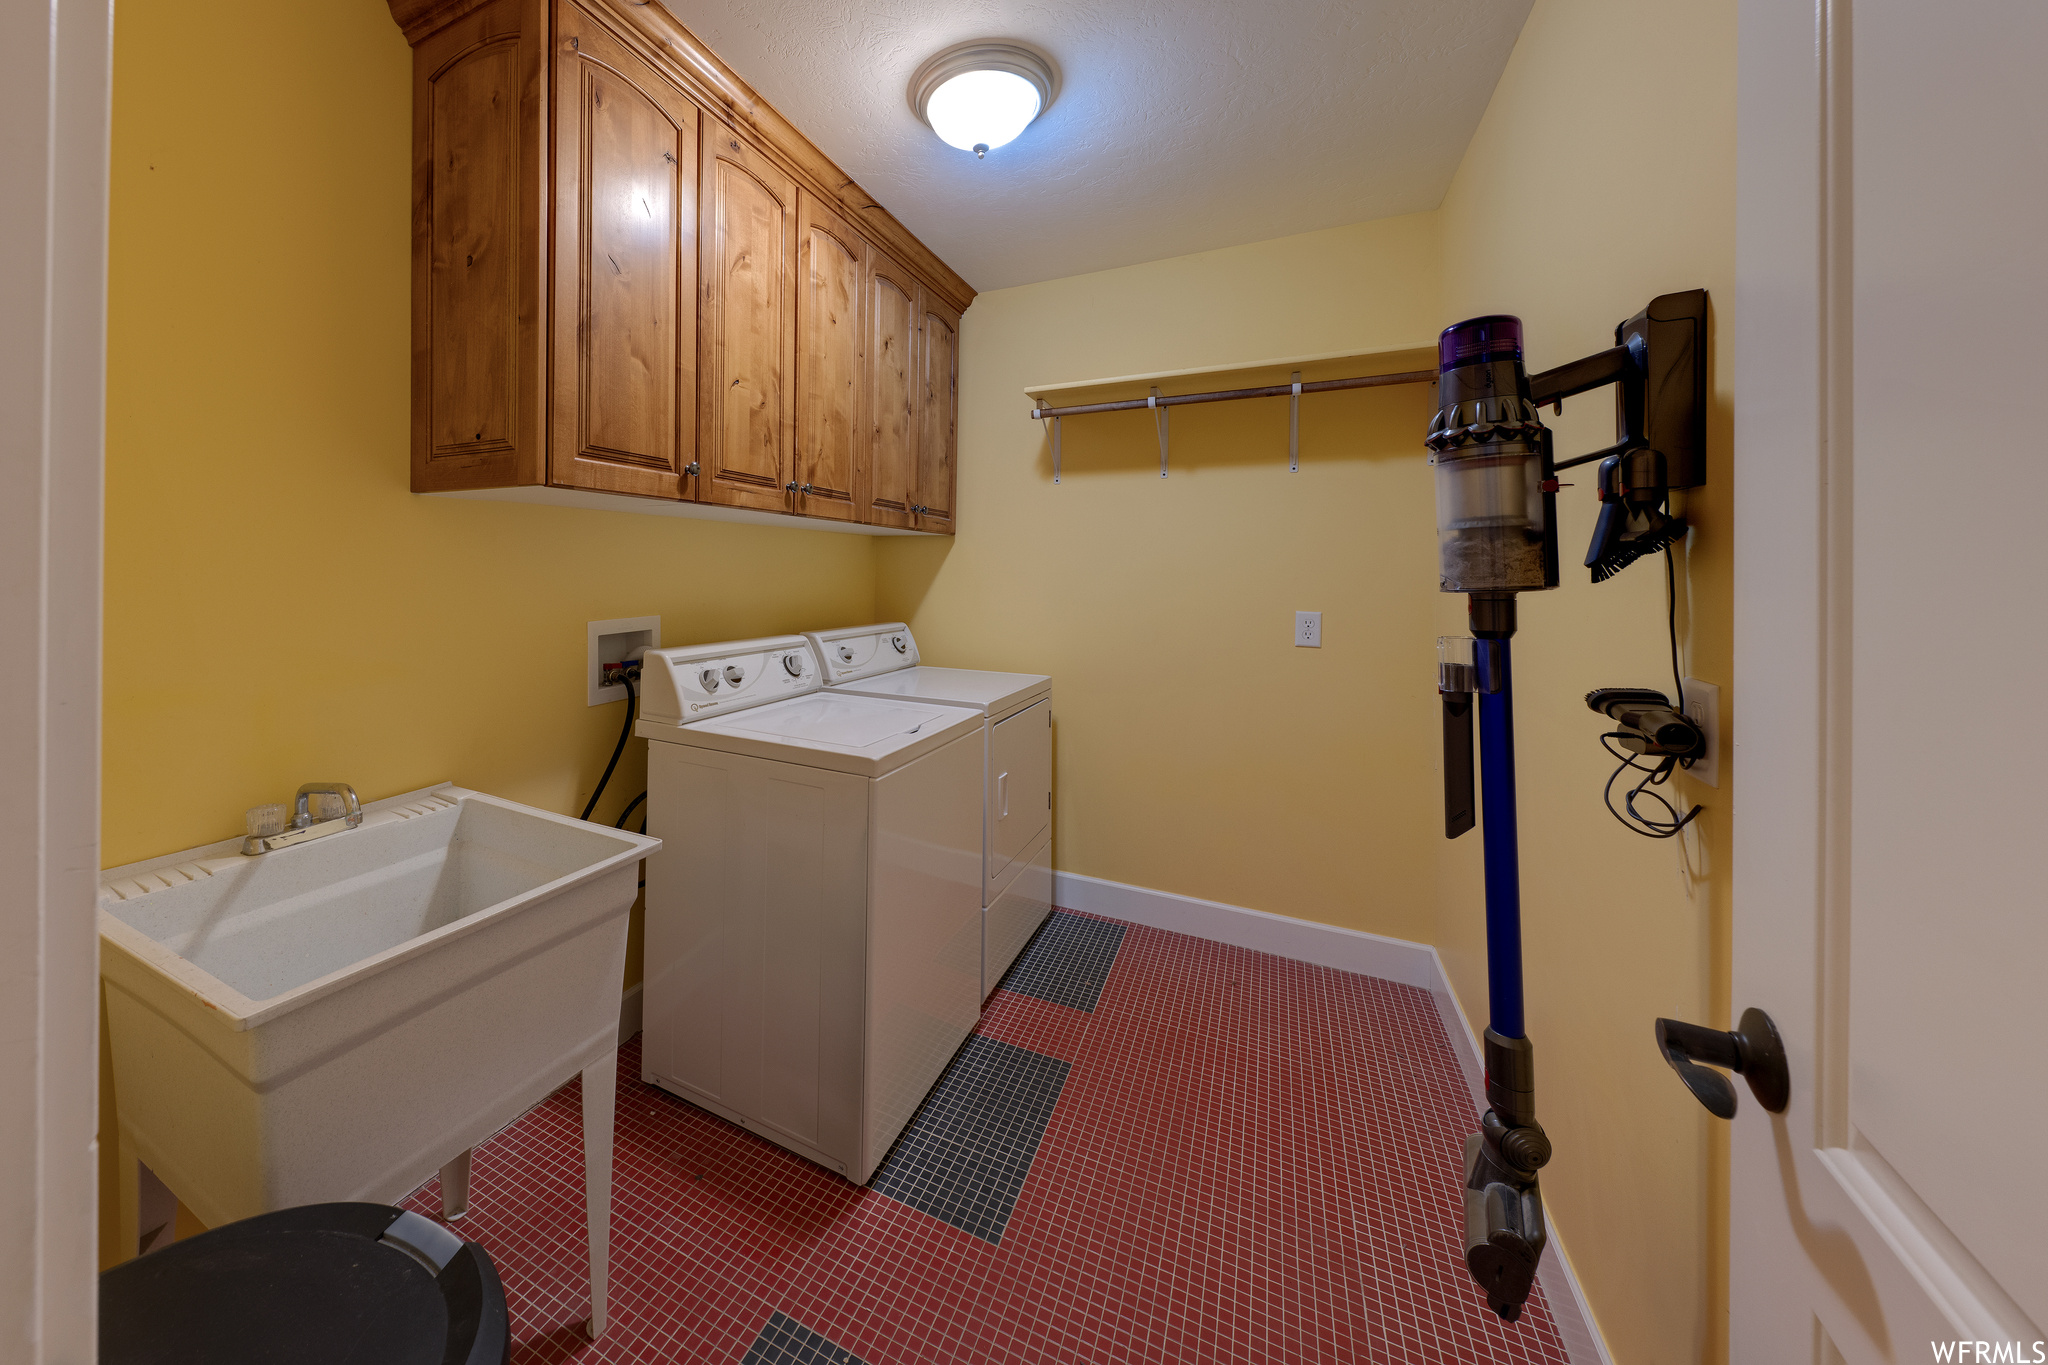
[634,635,985,1184]
[803,624,1052,999]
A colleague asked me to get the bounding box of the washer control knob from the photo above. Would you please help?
[838,645,855,662]
[782,652,805,677]
[724,665,744,686]
[891,635,907,653]
[699,668,720,692]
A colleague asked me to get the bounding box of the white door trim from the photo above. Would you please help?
[0,0,113,1356]
[1051,870,1614,1365]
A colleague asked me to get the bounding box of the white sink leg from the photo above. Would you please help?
[116,1131,140,1259]
[439,1148,472,1221]
[582,1048,616,1341]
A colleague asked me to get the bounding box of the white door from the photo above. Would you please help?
[1733,1,2048,1360]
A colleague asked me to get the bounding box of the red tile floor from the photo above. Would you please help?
[402,912,1572,1364]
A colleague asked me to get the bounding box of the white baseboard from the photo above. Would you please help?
[1051,870,1613,1365]
[619,981,643,1044]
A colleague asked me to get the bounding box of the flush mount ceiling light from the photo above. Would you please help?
[909,41,1058,160]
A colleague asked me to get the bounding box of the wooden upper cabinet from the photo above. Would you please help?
[917,294,961,534]
[864,246,921,530]
[412,0,546,491]
[697,130,797,513]
[393,0,969,532]
[550,1,697,498]
[792,192,865,523]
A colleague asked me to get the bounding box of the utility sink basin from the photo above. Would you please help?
[100,783,656,1336]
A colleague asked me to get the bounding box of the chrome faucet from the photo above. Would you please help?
[242,782,363,855]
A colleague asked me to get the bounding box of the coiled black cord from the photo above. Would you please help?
[1599,731,1701,838]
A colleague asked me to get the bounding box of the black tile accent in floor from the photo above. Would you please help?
[997,910,1127,1013]
[740,1312,869,1365]
[867,1034,1071,1245]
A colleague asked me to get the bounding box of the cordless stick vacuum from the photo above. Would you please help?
[1426,293,1709,1322]
[1428,316,1557,1323]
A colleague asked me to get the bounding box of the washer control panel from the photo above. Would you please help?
[639,635,817,726]
[802,623,920,685]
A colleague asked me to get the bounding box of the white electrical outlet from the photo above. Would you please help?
[1681,677,1720,787]
[1295,611,1322,648]
[588,616,660,706]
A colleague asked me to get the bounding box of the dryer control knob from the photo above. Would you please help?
[838,645,855,662]
[699,668,720,692]
[782,653,804,677]
[724,665,744,686]
[891,635,907,653]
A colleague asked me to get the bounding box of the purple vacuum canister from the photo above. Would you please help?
[1425,316,1557,595]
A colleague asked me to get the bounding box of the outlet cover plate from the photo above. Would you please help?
[1295,611,1322,648]
[589,616,660,706]
[1681,677,1719,788]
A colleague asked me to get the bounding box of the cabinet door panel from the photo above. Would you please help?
[551,2,696,498]
[699,131,797,511]
[865,248,919,529]
[414,0,545,492]
[917,294,960,534]
[794,193,864,522]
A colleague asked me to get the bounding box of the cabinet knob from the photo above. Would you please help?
[801,483,815,495]
[684,462,699,477]
[786,482,799,493]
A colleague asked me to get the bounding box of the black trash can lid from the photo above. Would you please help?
[100,1202,508,1365]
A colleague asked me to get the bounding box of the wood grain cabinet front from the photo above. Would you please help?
[697,132,798,514]
[791,191,864,523]
[916,294,961,534]
[392,0,969,534]
[551,1,697,498]
[864,244,922,530]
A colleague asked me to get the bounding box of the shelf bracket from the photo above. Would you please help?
[1053,416,1062,484]
[1289,371,1302,473]
[1150,387,1168,478]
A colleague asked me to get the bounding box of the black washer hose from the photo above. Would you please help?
[580,673,636,823]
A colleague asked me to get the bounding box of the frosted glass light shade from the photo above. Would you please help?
[908,41,1059,159]
[925,70,1041,154]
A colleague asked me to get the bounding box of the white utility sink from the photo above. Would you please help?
[100,783,657,1338]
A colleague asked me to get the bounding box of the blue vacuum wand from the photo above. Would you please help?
[1428,316,1554,1322]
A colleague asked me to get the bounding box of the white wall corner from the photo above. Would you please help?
[1050,870,1612,1365]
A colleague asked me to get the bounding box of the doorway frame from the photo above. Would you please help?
[0,0,114,1357]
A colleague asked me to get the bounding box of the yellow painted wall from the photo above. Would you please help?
[877,215,1445,940]
[100,0,875,1265]
[878,0,1736,1356]
[1432,0,1736,1360]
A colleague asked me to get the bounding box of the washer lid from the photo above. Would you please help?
[652,690,982,777]
[828,665,1050,718]
[803,623,918,684]
[715,695,954,748]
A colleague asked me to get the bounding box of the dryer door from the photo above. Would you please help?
[987,698,1051,892]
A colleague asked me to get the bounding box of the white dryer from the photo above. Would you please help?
[634,635,984,1184]
[804,624,1052,998]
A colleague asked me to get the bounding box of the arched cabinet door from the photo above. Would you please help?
[792,192,864,523]
[550,0,697,498]
[412,0,545,492]
[864,245,920,530]
[696,128,798,512]
[916,295,960,535]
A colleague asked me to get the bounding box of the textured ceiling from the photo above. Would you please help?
[666,0,1535,291]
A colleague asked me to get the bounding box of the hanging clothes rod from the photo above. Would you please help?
[1028,367,1435,421]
